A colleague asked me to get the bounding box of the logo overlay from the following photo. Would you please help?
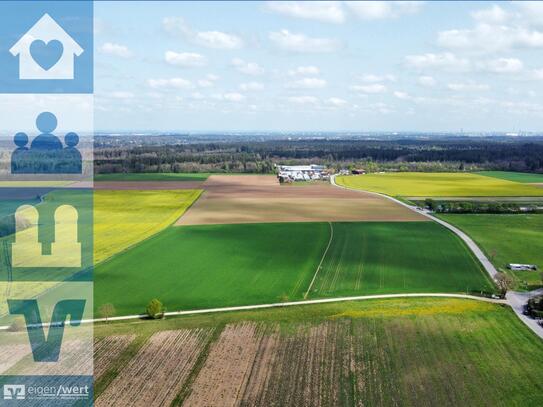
[0,1,94,405]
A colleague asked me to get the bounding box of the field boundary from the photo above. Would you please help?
[304,221,334,299]
[0,293,506,330]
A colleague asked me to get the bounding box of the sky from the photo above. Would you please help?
[93,1,543,132]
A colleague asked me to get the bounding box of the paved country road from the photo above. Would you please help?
[0,293,506,330]
[331,175,543,340]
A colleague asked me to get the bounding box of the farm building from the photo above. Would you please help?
[507,263,538,271]
[277,164,328,182]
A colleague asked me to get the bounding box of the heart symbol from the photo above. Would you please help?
[30,39,64,71]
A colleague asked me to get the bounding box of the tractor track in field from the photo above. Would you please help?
[330,175,543,340]
[304,221,334,299]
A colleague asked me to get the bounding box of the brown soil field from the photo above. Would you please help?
[176,175,426,225]
[0,341,31,374]
[94,181,205,190]
[94,335,136,380]
[183,323,265,407]
[96,329,212,407]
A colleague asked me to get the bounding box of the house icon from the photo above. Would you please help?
[9,13,83,80]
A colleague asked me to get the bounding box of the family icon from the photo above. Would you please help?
[11,112,82,174]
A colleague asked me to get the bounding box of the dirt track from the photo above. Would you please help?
[176,175,426,225]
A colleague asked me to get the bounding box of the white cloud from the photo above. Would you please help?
[359,74,396,83]
[393,91,410,100]
[231,58,264,75]
[286,77,327,89]
[223,92,245,102]
[288,95,319,105]
[405,52,470,72]
[471,4,509,24]
[165,51,206,67]
[288,66,320,76]
[197,74,219,88]
[351,84,387,93]
[517,2,543,28]
[194,31,243,50]
[438,24,543,54]
[99,42,132,58]
[345,1,424,20]
[100,91,135,100]
[269,29,341,53]
[433,3,543,54]
[447,82,490,92]
[327,97,347,107]
[533,69,543,80]
[478,58,524,74]
[418,75,436,87]
[163,17,243,49]
[197,79,214,88]
[240,82,265,91]
[147,78,193,90]
[266,1,345,24]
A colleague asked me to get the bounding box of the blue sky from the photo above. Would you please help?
[94,1,543,132]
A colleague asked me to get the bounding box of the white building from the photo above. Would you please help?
[507,264,538,271]
[277,164,327,182]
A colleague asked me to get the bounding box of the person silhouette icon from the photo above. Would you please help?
[30,112,63,150]
[11,132,30,173]
[62,132,82,173]
[11,111,83,174]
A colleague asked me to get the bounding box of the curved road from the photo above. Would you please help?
[331,174,543,340]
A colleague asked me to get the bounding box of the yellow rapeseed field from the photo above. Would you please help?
[94,189,201,263]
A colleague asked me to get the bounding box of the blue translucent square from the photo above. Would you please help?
[0,1,93,94]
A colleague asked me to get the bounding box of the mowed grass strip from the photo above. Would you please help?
[336,172,543,197]
[94,299,543,406]
[477,170,543,183]
[94,189,202,263]
[310,222,494,298]
[438,214,543,289]
[94,223,329,315]
[94,173,211,182]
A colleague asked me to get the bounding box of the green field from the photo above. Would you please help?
[478,171,543,183]
[95,223,329,315]
[94,298,543,405]
[95,222,494,315]
[336,172,543,197]
[438,214,543,289]
[94,173,211,181]
[309,222,494,297]
[94,189,202,263]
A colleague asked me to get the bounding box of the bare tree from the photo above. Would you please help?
[495,272,514,296]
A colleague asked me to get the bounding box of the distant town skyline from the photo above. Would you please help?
[93,1,543,132]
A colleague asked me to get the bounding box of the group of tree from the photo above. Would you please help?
[98,298,165,322]
[424,199,542,214]
[94,136,543,175]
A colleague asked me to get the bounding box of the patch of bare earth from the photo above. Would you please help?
[96,329,211,407]
[239,321,352,407]
[0,341,31,374]
[94,335,136,380]
[176,175,426,225]
[183,323,265,407]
